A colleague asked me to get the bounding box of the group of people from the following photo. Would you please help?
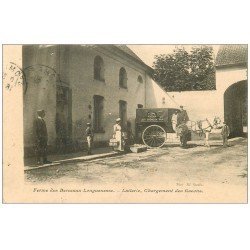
[33,110,128,165]
[85,118,129,155]
[171,105,230,148]
[33,107,230,165]
[111,118,133,152]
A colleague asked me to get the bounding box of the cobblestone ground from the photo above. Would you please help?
[25,138,247,188]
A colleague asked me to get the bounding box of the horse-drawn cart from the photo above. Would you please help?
[135,108,223,148]
[135,108,182,148]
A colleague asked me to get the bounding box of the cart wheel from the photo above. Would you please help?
[142,125,166,148]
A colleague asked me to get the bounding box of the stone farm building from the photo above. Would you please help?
[23,44,247,155]
[23,45,169,155]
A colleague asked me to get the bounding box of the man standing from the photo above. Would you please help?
[33,110,51,165]
[85,123,94,155]
[176,105,189,147]
[204,127,212,147]
[221,121,230,147]
[171,110,178,132]
[177,105,189,126]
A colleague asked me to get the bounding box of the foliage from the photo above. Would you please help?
[153,46,216,92]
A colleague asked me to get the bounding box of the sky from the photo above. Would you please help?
[128,45,220,67]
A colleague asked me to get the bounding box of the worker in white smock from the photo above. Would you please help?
[171,110,178,136]
[113,118,124,151]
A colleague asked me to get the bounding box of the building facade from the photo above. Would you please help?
[23,45,166,155]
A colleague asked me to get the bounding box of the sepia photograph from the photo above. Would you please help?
[2,44,248,203]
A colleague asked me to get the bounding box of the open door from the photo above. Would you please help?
[119,100,127,130]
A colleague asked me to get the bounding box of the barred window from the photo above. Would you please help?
[93,95,104,132]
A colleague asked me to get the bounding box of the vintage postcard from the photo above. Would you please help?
[2,44,248,203]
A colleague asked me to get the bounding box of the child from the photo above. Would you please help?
[85,123,94,155]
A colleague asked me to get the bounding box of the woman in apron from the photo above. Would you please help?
[113,118,124,151]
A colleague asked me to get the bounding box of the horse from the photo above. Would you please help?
[187,117,223,147]
[175,116,223,148]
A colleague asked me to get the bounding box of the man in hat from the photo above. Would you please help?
[176,106,189,148]
[33,110,51,165]
[221,121,230,147]
[85,123,94,155]
[177,105,189,127]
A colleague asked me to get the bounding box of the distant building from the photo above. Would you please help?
[22,45,168,155]
[161,45,247,137]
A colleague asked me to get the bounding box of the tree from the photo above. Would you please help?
[153,46,216,92]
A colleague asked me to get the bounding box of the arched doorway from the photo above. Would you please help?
[224,80,247,137]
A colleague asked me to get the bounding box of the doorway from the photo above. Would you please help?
[224,80,247,137]
[56,85,72,152]
[119,100,127,130]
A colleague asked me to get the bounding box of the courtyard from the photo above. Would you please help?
[25,138,247,203]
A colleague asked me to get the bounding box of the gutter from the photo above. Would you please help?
[215,62,247,70]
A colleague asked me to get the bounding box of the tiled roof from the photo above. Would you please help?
[216,45,247,67]
[113,45,153,73]
[114,45,145,64]
[83,44,153,72]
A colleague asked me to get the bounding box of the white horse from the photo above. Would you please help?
[186,116,223,147]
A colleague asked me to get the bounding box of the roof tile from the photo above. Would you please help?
[216,45,247,67]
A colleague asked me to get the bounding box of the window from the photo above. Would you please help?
[137,104,143,108]
[93,95,104,132]
[119,67,127,88]
[137,75,143,83]
[119,100,127,129]
[94,56,105,81]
